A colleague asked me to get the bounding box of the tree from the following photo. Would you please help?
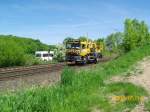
[63,37,74,45]
[78,36,88,41]
[53,44,65,62]
[123,19,149,52]
[96,38,104,45]
[49,45,57,51]
[105,32,123,52]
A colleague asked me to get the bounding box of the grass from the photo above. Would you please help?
[1,45,150,112]
[145,100,150,111]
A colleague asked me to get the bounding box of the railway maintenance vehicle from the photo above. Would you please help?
[65,39,103,64]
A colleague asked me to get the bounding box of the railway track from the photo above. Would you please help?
[0,56,116,81]
[0,63,65,81]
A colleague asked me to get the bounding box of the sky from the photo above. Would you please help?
[0,0,150,44]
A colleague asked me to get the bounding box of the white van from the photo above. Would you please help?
[35,51,54,61]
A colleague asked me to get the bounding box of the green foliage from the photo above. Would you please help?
[78,36,89,41]
[0,39,26,67]
[104,18,150,54]
[105,32,123,52]
[145,100,150,111]
[96,38,104,47]
[123,19,150,52]
[96,38,104,44]
[63,36,90,44]
[24,55,41,65]
[49,45,57,50]
[63,37,74,45]
[61,67,75,85]
[0,35,50,54]
[0,35,50,67]
[103,82,147,111]
[53,44,65,62]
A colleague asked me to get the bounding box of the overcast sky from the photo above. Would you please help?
[0,0,150,44]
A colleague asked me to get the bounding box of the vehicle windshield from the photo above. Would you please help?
[66,43,80,49]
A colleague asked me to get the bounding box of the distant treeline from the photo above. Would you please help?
[0,35,55,67]
[105,19,150,53]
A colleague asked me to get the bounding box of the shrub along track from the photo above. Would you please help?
[0,56,115,91]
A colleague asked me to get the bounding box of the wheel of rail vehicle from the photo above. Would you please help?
[86,56,89,64]
[94,57,98,64]
[82,56,88,65]
[99,53,103,58]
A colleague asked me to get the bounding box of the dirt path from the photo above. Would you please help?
[129,59,150,112]
[110,58,150,93]
[128,59,150,93]
[109,58,150,112]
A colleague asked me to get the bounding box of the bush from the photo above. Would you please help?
[53,44,65,62]
[24,55,41,66]
[0,35,53,67]
[0,40,26,67]
[123,19,150,52]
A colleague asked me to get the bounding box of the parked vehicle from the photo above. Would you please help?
[35,51,54,61]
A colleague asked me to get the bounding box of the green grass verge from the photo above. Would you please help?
[145,100,150,111]
[1,45,150,112]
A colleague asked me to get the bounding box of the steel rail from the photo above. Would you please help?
[0,63,65,80]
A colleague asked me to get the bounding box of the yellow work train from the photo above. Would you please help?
[65,39,103,64]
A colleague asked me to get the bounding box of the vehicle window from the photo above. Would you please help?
[73,43,80,48]
[43,54,49,57]
[87,44,89,48]
[36,54,41,57]
[49,54,53,57]
[66,44,72,49]
[82,44,86,49]
[66,43,80,49]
